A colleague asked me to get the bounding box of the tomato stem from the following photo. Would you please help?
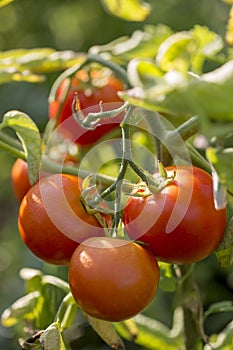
[0,131,26,159]
[175,264,206,350]
[55,292,78,331]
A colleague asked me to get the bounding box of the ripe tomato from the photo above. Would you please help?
[18,174,107,265]
[49,69,125,146]
[69,237,160,322]
[11,159,31,202]
[123,166,227,264]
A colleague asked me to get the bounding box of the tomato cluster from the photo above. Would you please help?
[10,69,227,323]
[13,171,160,321]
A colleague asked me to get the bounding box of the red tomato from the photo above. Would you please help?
[18,174,107,265]
[123,166,227,264]
[49,69,125,146]
[11,159,31,202]
[69,237,160,321]
[11,159,49,202]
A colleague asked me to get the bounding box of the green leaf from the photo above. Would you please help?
[127,58,163,88]
[0,110,42,184]
[204,301,233,320]
[0,0,14,8]
[0,48,83,83]
[20,268,43,294]
[206,146,233,195]
[159,262,177,292]
[122,61,233,123]
[55,293,78,330]
[115,308,184,350]
[215,217,233,268]
[90,25,173,64]
[156,31,198,72]
[204,320,233,349]
[40,323,67,350]
[226,5,233,45]
[41,275,70,294]
[20,268,43,281]
[1,291,41,327]
[85,313,125,349]
[100,0,151,22]
[191,25,223,74]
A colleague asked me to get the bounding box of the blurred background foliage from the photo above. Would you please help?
[0,0,232,349]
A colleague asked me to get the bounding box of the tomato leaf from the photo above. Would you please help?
[0,110,42,184]
[20,268,43,294]
[1,291,41,327]
[40,322,67,350]
[206,146,233,197]
[204,301,233,320]
[156,26,222,74]
[159,262,177,293]
[206,320,233,349]
[122,61,233,123]
[156,31,198,73]
[0,0,14,8]
[115,309,184,349]
[41,275,70,294]
[90,25,173,65]
[84,313,125,349]
[215,217,233,268]
[0,48,83,83]
[226,5,233,45]
[100,0,151,22]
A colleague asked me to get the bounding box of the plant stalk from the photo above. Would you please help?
[175,264,205,350]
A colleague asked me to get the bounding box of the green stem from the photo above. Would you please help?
[41,155,116,188]
[144,111,172,165]
[186,143,211,174]
[169,116,199,142]
[114,111,132,230]
[175,264,205,350]
[0,130,23,149]
[55,292,78,331]
[87,54,130,87]
[0,131,26,159]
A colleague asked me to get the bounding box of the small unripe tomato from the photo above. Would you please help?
[69,237,160,322]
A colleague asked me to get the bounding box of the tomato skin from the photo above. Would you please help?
[68,237,160,322]
[123,166,227,264]
[11,159,31,202]
[49,70,125,146]
[18,174,106,265]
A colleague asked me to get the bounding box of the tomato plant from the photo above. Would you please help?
[68,236,160,322]
[49,69,125,146]
[123,166,227,264]
[18,173,107,265]
[1,1,233,350]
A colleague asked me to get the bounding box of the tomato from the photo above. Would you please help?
[123,166,227,264]
[11,159,31,202]
[49,69,125,146]
[18,174,107,265]
[69,236,159,321]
